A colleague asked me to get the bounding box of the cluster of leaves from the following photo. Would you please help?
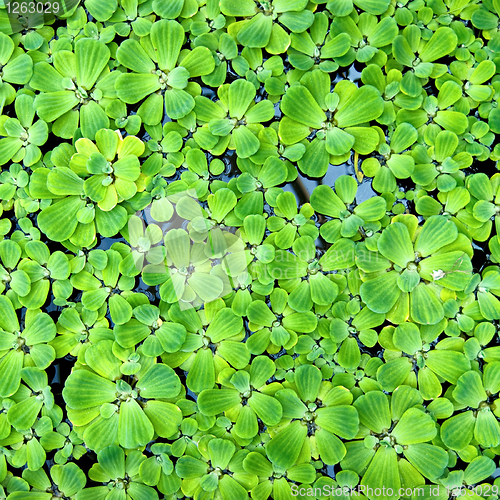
[1,0,500,499]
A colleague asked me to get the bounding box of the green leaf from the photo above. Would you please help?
[393,322,421,354]
[24,313,56,345]
[208,438,235,470]
[229,79,256,120]
[0,137,22,166]
[315,428,347,465]
[441,411,475,451]
[97,445,125,479]
[391,408,436,445]
[186,348,215,393]
[137,364,181,399]
[237,13,273,48]
[180,46,215,77]
[294,364,322,403]
[310,273,338,306]
[76,39,110,90]
[176,455,208,478]
[353,0,390,15]
[354,196,386,222]
[156,323,186,353]
[325,127,355,156]
[34,92,79,122]
[409,283,444,325]
[281,85,326,128]
[434,110,468,135]
[220,0,256,16]
[118,399,154,449]
[266,420,307,469]
[425,350,470,384]
[85,0,117,20]
[116,74,161,104]
[153,0,183,17]
[453,371,487,408]
[377,357,412,392]
[248,391,282,426]
[0,295,20,332]
[164,88,195,120]
[319,238,356,271]
[151,20,184,72]
[63,369,116,410]
[354,390,391,433]
[360,446,400,500]
[243,452,273,476]
[218,475,249,500]
[116,39,155,74]
[38,197,85,242]
[26,437,46,471]
[233,405,259,439]
[315,406,359,439]
[198,389,240,415]
[84,340,121,380]
[47,167,84,196]
[377,222,414,268]
[7,397,43,430]
[414,215,458,257]
[390,123,418,154]
[310,185,345,217]
[360,271,400,314]
[335,86,384,128]
[464,456,496,485]
[232,126,260,158]
[419,27,457,63]
[143,401,182,438]
[475,408,500,448]
[206,308,243,343]
[403,443,448,480]
[298,137,329,178]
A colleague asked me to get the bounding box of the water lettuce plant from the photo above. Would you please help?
[33,129,144,246]
[344,387,449,498]
[116,19,215,124]
[280,70,384,176]
[30,38,113,139]
[358,215,473,325]
[0,0,499,497]
[0,296,56,397]
[62,340,182,451]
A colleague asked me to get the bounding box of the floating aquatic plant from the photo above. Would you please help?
[0,0,499,496]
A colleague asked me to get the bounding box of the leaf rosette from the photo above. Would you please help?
[358,214,473,325]
[115,19,215,124]
[0,297,56,398]
[197,356,283,441]
[31,38,113,139]
[342,386,448,500]
[62,340,183,452]
[221,0,314,54]
[175,437,251,500]
[78,445,159,500]
[161,301,248,394]
[377,322,471,399]
[279,70,384,177]
[441,367,500,450]
[266,364,359,468]
[193,79,275,158]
